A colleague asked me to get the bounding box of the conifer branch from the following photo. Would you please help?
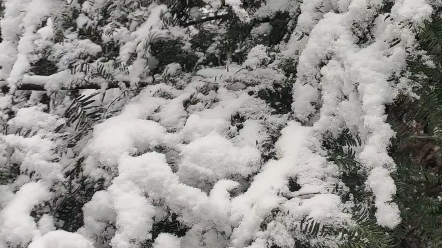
[16,83,128,91]
[181,14,228,27]
[409,135,442,141]
[0,81,140,92]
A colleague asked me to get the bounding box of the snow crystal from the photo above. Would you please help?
[36,17,54,44]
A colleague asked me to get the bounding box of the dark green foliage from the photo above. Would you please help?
[0,163,20,185]
[293,218,332,248]
[141,211,190,248]
[280,58,298,77]
[4,0,442,246]
[151,212,189,239]
[387,91,442,247]
[150,39,199,73]
[267,12,292,46]
[383,6,442,247]
[191,30,218,52]
[339,206,395,248]
[255,127,398,248]
[30,58,58,76]
[230,112,246,131]
[321,130,395,248]
[163,0,206,26]
[153,89,174,100]
[288,177,302,192]
[64,91,104,133]
[351,5,442,247]
[391,166,442,247]
[322,125,442,248]
[419,14,442,56]
[101,41,122,62]
[260,124,284,163]
[51,158,106,232]
[324,130,368,205]
[53,176,106,232]
[257,82,293,115]
[182,92,200,110]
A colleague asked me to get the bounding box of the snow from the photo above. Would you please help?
[37,214,56,235]
[4,0,61,91]
[228,121,346,246]
[79,190,116,247]
[2,134,64,182]
[164,63,182,76]
[178,132,261,187]
[109,182,155,248]
[288,0,433,228]
[243,45,269,70]
[8,106,64,132]
[250,23,272,37]
[153,233,181,248]
[0,181,52,246]
[254,0,298,18]
[225,0,250,22]
[28,231,94,248]
[118,3,167,79]
[0,0,436,247]
[367,167,401,228]
[393,0,433,23]
[84,116,167,179]
[0,95,12,110]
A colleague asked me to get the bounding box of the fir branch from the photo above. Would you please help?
[181,14,229,27]
[0,81,146,92]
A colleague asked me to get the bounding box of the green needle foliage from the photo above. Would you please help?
[385,5,442,248]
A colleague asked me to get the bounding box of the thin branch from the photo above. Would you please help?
[0,81,136,92]
[409,135,441,141]
[181,14,228,27]
[0,73,157,92]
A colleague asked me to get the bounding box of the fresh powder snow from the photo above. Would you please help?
[0,0,437,247]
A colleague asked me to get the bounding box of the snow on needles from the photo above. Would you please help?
[0,0,436,247]
[4,0,61,91]
[0,181,52,246]
[291,0,433,228]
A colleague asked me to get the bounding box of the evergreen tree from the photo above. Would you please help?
[0,1,441,248]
